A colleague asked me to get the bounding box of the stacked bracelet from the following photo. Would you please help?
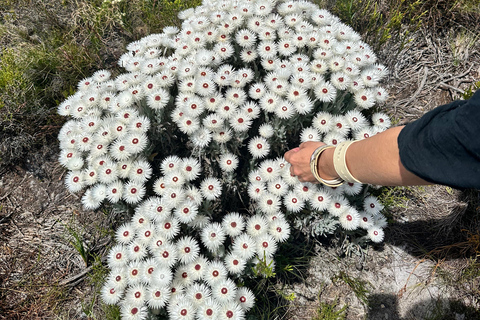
[310,145,344,187]
[332,140,363,184]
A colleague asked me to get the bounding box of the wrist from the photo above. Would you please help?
[317,147,340,181]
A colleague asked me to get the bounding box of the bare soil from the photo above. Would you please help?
[1,14,479,320]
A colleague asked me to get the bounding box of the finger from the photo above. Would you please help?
[289,166,296,176]
[284,147,300,162]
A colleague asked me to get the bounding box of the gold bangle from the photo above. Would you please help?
[310,145,344,187]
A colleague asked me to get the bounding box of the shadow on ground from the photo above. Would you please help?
[367,293,480,320]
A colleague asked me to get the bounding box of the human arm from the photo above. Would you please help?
[284,125,432,186]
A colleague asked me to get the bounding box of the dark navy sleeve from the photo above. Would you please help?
[397,89,480,190]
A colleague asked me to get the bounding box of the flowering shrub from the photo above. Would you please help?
[57,0,391,318]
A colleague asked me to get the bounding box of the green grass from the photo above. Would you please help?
[313,298,348,320]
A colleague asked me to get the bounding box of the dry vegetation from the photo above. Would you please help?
[0,0,479,319]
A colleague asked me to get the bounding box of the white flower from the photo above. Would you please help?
[248,136,270,159]
[224,253,246,275]
[372,112,391,130]
[239,47,259,63]
[218,152,239,173]
[201,222,226,252]
[186,255,208,281]
[220,302,245,320]
[229,111,253,132]
[146,284,171,309]
[154,241,178,267]
[115,223,135,245]
[368,226,385,243]
[328,196,350,217]
[107,244,129,269]
[268,218,291,242]
[212,278,237,304]
[120,304,148,320]
[168,298,196,320]
[283,190,305,213]
[127,241,148,262]
[161,155,182,175]
[363,195,384,216]
[257,192,281,215]
[359,211,374,229]
[125,261,144,286]
[232,233,257,260]
[331,115,351,137]
[196,297,221,320]
[339,208,361,230]
[235,29,257,47]
[101,280,124,305]
[186,282,211,307]
[157,217,181,240]
[176,236,200,265]
[123,181,146,204]
[222,212,245,237]
[174,200,198,224]
[204,260,228,286]
[312,112,334,133]
[248,83,267,100]
[354,89,376,109]
[300,127,321,142]
[246,214,269,238]
[323,132,346,146]
[200,177,222,200]
[81,188,101,209]
[65,171,84,193]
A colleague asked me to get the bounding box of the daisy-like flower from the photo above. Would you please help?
[300,127,321,143]
[161,155,182,175]
[309,188,332,211]
[154,241,178,268]
[186,282,211,307]
[212,127,233,144]
[128,159,152,183]
[140,258,157,284]
[339,208,361,231]
[106,267,128,290]
[354,89,376,109]
[125,260,144,286]
[220,302,245,320]
[248,136,270,159]
[200,177,222,200]
[255,234,278,258]
[203,113,224,131]
[232,233,257,260]
[268,217,291,242]
[101,280,124,305]
[174,200,198,224]
[177,236,200,265]
[323,132,346,146]
[267,178,289,197]
[222,212,245,237]
[151,264,173,287]
[248,83,267,100]
[247,181,267,201]
[191,128,213,149]
[283,190,305,213]
[329,196,350,217]
[229,111,253,132]
[197,297,221,320]
[368,226,385,243]
[157,216,181,240]
[201,222,226,253]
[168,298,196,320]
[123,181,146,204]
[124,283,147,307]
[218,152,239,173]
[257,192,281,215]
[235,287,255,312]
[259,159,280,182]
[115,223,135,245]
[353,126,375,141]
[224,252,247,275]
[186,255,208,281]
[65,171,84,193]
[235,28,257,47]
[136,223,156,244]
[331,115,351,137]
[178,116,201,135]
[372,112,391,131]
[120,304,148,320]
[204,260,228,286]
[146,283,171,309]
[212,278,237,304]
[359,211,374,229]
[127,240,148,262]
[363,195,384,216]
[107,244,129,269]
[246,214,269,238]
[312,111,334,134]
[81,188,102,209]
[345,109,368,130]
[174,265,195,288]
[372,86,388,103]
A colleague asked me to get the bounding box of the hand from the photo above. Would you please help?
[284,141,326,183]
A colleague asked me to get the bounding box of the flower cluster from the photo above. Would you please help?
[57,0,391,318]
